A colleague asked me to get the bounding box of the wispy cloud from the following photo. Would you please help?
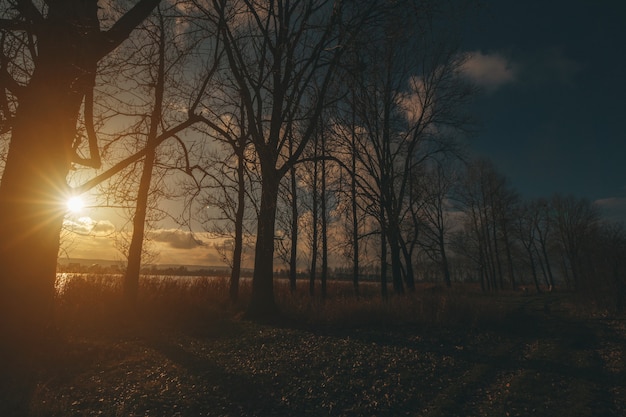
[594,196,626,223]
[461,51,517,91]
[149,229,205,250]
[63,217,115,236]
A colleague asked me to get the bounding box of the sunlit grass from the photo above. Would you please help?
[54,274,513,334]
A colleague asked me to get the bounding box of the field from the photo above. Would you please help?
[1,275,625,416]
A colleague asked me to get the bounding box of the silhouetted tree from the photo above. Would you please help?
[456,160,517,291]
[345,1,472,295]
[550,194,599,290]
[192,90,257,303]
[417,160,459,287]
[199,0,372,317]
[0,0,163,342]
[514,201,543,292]
[533,198,556,290]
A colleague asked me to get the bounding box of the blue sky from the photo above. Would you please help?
[461,0,626,221]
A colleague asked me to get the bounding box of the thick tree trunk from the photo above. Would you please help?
[246,168,280,318]
[0,2,99,344]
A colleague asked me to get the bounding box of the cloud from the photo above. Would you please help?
[149,231,246,267]
[594,197,626,223]
[595,197,626,208]
[63,217,116,236]
[149,229,205,249]
[461,51,517,90]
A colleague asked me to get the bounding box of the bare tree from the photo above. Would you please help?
[417,160,459,287]
[534,198,556,290]
[514,201,542,292]
[193,95,257,303]
[0,0,163,341]
[198,0,371,317]
[550,194,599,290]
[122,6,169,308]
[455,159,517,291]
[121,3,218,307]
[345,1,472,295]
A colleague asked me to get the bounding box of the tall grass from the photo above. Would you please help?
[276,281,511,329]
[54,274,514,334]
[55,274,239,335]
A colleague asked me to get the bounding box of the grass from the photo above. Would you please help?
[1,274,625,416]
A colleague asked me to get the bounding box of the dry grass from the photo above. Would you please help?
[0,274,623,416]
[54,274,513,334]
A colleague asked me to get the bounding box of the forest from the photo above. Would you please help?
[0,1,625,415]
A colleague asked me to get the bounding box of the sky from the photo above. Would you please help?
[61,0,626,266]
[460,0,626,222]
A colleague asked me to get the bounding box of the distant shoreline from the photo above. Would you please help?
[57,257,230,273]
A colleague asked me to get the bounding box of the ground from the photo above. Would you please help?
[1,285,625,416]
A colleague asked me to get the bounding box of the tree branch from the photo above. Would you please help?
[72,114,200,195]
[95,0,162,60]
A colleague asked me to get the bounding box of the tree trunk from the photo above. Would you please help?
[399,235,416,291]
[246,167,280,318]
[230,148,246,302]
[388,225,405,295]
[534,245,549,288]
[320,132,328,300]
[351,165,360,297]
[309,146,319,297]
[538,233,555,290]
[123,148,156,308]
[350,103,360,297]
[124,13,165,308]
[502,223,516,290]
[440,239,452,288]
[380,212,388,299]
[526,246,541,293]
[289,163,298,293]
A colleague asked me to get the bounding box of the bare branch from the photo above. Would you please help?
[95,0,161,60]
[72,114,200,195]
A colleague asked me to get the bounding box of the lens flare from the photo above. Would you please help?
[66,196,85,213]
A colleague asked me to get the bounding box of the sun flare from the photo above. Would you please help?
[67,196,85,213]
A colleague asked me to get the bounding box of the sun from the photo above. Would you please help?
[66,196,85,213]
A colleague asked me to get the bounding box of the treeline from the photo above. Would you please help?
[449,160,625,311]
